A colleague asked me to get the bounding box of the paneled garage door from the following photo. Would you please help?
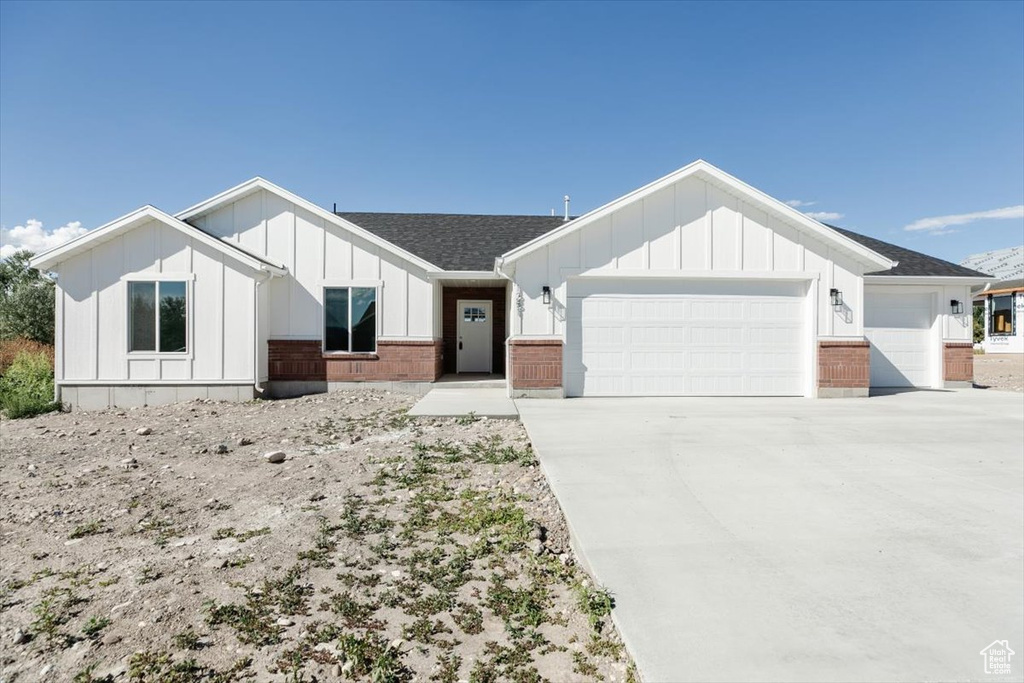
[865,292,934,388]
[565,281,807,396]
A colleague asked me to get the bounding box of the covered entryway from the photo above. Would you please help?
[564,279,809,396]
[440,285,507,376]
[865,291,935,388]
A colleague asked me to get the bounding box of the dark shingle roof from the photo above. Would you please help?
[826,225,993,278]
[336,211,994,278]
[337,212,567,271]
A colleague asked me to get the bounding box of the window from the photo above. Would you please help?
[989,294,1014,336]
[324,286,377,353]
[463,306,487,323]
[129,281,188,353]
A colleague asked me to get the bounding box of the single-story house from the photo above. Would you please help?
[963,246,1023,355]
[30,160,995,409]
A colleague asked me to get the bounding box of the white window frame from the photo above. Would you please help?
[122,273,195,359]
[989,293,1016,337]
[321,280,382,355]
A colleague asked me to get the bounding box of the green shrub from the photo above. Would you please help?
[0,350,60,418]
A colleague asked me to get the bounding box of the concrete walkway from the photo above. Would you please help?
[409,386,518,418]
[517,389,1024,683]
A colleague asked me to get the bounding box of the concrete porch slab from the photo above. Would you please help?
[408,386,518,418]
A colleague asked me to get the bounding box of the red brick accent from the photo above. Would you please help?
[268,339,442,382]
[818,340,870,388]
[510,339,562,389]
[268,340,325,381]
[442,286,507,375]
[943,342,974,383]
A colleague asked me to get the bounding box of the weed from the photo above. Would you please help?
[72,664,115,683]
[455,412,479,426]
[572,650,601,678]
[575,584,614,633]
[452,601,484,635]
[68,520,107,539]
[171,627,202,650]
[297,516,339,568]
[127,650,251,682]
[402,616,452,645]
[137,565,162,585]
[430,652,463,683]
[81,615,111,638]
[0,349,60,418]
[336,632,412,683]
[468,641,541,683]
[320,591,380,629]
[30,586,86,647]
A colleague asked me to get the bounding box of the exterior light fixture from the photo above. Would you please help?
[829,288,843,310]
[542,286,551,305]
[950,299,964,315]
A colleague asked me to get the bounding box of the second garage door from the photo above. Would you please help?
[865,291,935,388]
[565,280,808,397]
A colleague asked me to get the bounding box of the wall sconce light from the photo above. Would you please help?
[829,288,843,310]
[950,299,963,315]
[542,286,551,305]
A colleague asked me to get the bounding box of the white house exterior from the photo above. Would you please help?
[30,161,994,409]
[964,247,1024,355]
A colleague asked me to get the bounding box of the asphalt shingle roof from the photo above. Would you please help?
[826,225,993,278]
[336,211,994,279]
[337,212,567,271]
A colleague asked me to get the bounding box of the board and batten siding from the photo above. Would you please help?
[511,175,866,339]
[55,218,257,383]
[189,189,434,341]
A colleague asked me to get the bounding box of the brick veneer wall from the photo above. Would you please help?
[268,340,442,382]
[943,342,973,383]
[818,340,870,390]
[442,286,506,375]
[509,339,562,389]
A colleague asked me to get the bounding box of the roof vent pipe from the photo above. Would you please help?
[563,195,570,222]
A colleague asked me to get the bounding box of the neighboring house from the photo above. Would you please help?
[30,161,994,409]
[962,246,1024,355]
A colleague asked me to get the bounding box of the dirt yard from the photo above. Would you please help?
[0,391,636,683]
[974,353,1024,392]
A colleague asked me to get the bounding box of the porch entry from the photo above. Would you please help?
[457,300,493,373]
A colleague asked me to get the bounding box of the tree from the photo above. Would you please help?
[0,250,55,345]
[973,302,985,344]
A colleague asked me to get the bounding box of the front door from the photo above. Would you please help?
[457,300,493,373]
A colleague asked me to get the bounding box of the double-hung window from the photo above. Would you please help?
[989,294,1015,336]
[324,286,377,353]
[128,281,188,353]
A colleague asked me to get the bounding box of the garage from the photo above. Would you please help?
[864,291,935,388]
[564,280,808,397]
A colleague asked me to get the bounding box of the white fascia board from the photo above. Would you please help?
[175,177,441,273]
[425,270,502,281]
[497,160,895,272]
[864,275,998,286]
[29,205,285,276]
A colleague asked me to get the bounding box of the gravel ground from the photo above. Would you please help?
[974,353,1024,392]
[0,391,636,683]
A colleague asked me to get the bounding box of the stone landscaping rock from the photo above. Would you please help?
[135,427,152,436]
[264,451,286,464]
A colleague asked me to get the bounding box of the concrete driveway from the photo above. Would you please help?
[516,389,1024,682]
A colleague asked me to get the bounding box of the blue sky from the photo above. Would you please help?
[1,0,1022,264]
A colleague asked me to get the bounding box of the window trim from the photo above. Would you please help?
[122,275,194,359]
[988,293,1016,337]
[321,281,382,355]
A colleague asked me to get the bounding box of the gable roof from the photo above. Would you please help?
[337,212,567,272]
[29,205,287,275]
[827,225,993,278]
[175,177,440,273]
[497,160,896,272]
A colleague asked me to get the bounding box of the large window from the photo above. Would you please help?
[989,294,1014,336]
[324,286,377,353]
[129,281,188,353]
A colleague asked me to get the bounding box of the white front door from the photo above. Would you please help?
[865,292,934,388]
[457,300,492,373]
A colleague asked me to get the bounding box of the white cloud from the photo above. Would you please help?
[903,205,1024,234]
[1,219,88,260]
[805,211,844,221]
[785,199,816,208]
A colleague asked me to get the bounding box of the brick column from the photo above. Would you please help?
[817,340,870,398]
[943,342,973,385]
[509,339,563,398]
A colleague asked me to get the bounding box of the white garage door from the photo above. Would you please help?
[865,292,934,388]
[565,281,807,396]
